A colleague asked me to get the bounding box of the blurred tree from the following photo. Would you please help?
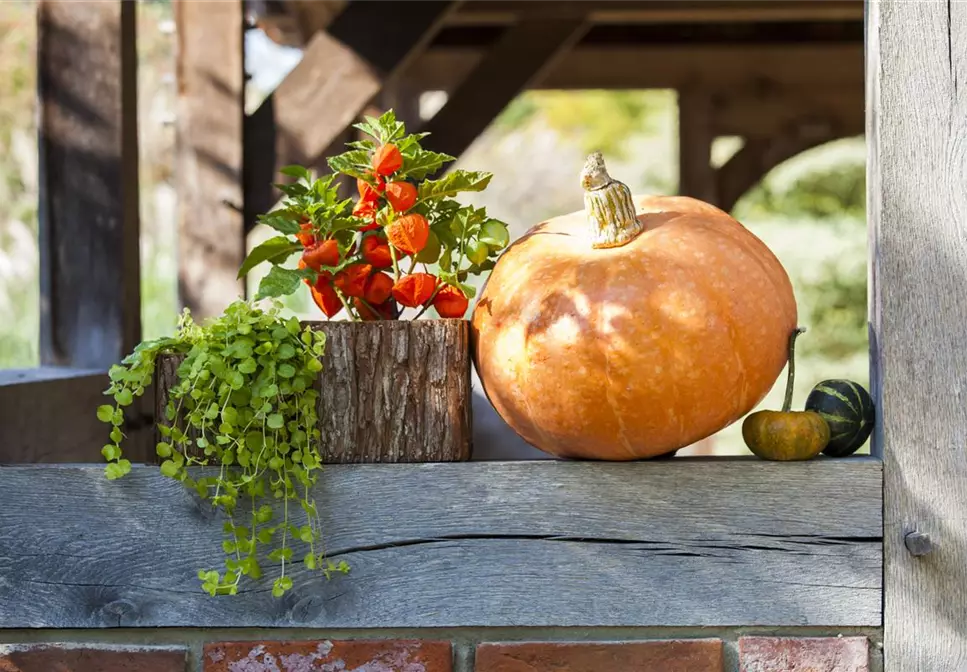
[494,90,665,159]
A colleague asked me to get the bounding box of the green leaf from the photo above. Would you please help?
[114,388,134,406]
[458,282,477,300]
[97,404,115,422]
[257,212,301,236]
[327,150,371,180]
[267,413,285,429]
[238,357,257,374]
[401,148,455,180]
[278,364,296,378]
[237,237,303,279]
[156,442,172,458]
[101,444,120,461]
[479,219,510,249]
[419,170,493,200]
[304,553,317,570]
[255,266,310,301]
[279,165,310,180]
[160,460,179,478]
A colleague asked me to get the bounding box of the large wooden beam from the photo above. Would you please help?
[420,19,588,159]
[37,0,140,369]
[245,2,456,225]
[445,0,864,25]
[0,459,881,628]
[408,44,863,93]
[174,0,246,319]
[869,2,967,669]
[0,369,151,464]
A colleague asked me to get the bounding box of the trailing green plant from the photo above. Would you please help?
[97,299,347,597]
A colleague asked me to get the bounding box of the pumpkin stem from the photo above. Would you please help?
[581,152,644,249]
[781,327,807,412]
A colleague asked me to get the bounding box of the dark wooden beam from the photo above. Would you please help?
[419,19,588,159]
[175,0,246,319]
[408,43,863,93]
[37,0,140,369]
[677,88,718,202]
[0,368,152,464]
[245,2,457,229]
[445,0,864,25]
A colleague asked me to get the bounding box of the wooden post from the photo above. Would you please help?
[37,0,140,369]
[869,1,967,669]
[677,88,718,204]
[174,0,246,320]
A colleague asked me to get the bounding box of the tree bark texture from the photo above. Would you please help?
[155,319,472,463]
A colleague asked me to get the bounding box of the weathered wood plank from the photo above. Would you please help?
[0,459,882,628]
[870,1,967,670]
[420,19,588,159]
[0,369,147,464]
[174,0,246,319]
[155,321,472,463]
[37,0,141,369]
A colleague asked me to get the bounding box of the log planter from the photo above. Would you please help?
[154,319,473,463]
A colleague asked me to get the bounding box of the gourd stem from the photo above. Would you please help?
[581,152,645,249]
[781,327,806,412]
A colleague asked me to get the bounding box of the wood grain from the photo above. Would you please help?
[677,88,717,203]
[410,44,863,96]
[155,320,472,463]
[0,459,881,628]
[174,0,245,319]
[0,368,150,464]
[869,1,967,670]
[445,0,864,25]
[36,0,141,369]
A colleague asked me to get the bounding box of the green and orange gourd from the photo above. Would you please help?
[742,327,830,461]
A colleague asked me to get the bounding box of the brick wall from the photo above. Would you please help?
[0,629,882,672]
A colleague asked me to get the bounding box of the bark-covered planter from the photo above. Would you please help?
[155,318,472,463]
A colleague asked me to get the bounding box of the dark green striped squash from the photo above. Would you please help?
[804,379,875,457]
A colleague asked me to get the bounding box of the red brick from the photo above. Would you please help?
[740,636,869,672]
[0,644,186,672]
[475,640,723,672]
[204,640,452,672]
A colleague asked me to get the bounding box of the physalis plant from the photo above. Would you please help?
[97,300,347,598]
[238,110,510,320]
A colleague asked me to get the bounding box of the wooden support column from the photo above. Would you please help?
[37,0,140,369]
[869,1,967,669]
[677,88,718,203]
[244,2,456,228]
[174,0,245,319]
[420,19,588,159]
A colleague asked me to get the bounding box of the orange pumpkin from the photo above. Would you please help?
[470,152,798,460]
